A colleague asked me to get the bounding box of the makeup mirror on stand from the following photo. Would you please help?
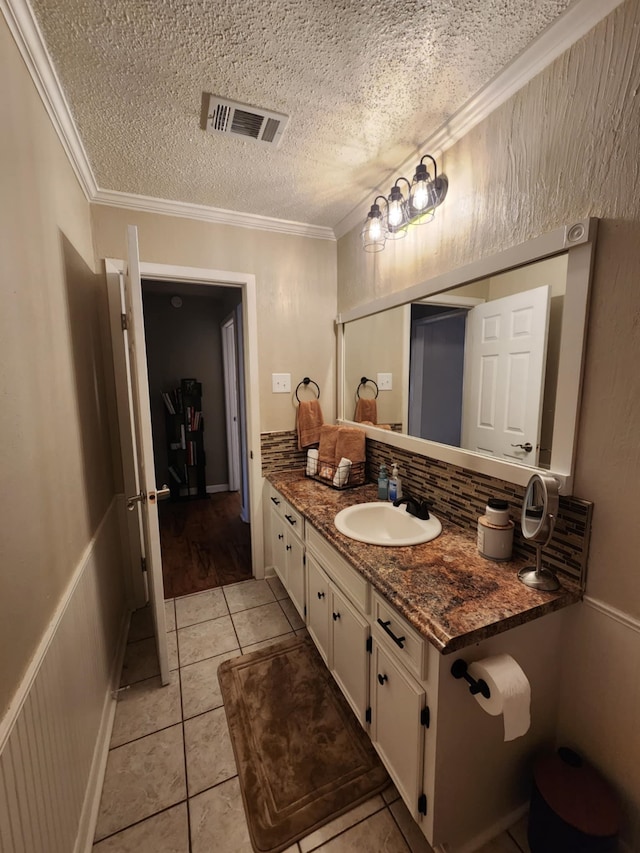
[518,473,561,591]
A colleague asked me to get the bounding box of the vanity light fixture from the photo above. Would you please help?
[362,153,448,251]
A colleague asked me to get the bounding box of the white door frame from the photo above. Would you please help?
[221,314,241,493]
[106,258,264,608]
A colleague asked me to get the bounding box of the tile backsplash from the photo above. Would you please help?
[261,430,592,586]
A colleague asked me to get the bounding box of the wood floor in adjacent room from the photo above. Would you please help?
[158,492,252,598]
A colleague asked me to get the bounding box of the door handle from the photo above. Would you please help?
[511,442,533,453]
[148,485,170,504]
[126,491,145,511]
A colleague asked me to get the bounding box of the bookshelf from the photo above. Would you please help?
[162,378,206,500]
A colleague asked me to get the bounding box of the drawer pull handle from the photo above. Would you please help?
[278,533,284,540]
[377,673,388,685]
[270,496,280,505]
[317,591,325,599]
[286,544,292,551]
[285,514,297,525]
[332,611,340,621]
[377,618,406,649]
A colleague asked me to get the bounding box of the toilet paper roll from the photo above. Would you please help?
[468,654,531,742]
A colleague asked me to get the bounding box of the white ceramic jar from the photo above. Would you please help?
[477,499,514,561]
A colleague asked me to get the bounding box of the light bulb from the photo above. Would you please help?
[388,199,403,227]
[369,217,382,240]
[411,180,429,211]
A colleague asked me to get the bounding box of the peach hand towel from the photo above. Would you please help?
[334,426,366,464]
[297,399,324,449]
[354,397,377,423]
[318,424,340,476]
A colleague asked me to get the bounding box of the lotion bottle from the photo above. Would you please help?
[388,463,402,502]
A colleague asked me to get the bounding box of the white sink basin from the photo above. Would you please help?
[334,501,442,547]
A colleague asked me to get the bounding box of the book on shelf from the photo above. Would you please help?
[168,465,184,484]
[180,423,186,449]
[161,391,175,414]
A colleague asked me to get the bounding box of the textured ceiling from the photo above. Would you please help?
[30,0,575,228]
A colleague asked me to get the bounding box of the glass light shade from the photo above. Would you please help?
[410,165,439,223]
[362,207,386,252]
[385,185,409,239]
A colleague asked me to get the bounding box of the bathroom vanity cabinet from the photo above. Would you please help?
[268,489,305,620]
[306,525,370,726]
[265,477,578,851]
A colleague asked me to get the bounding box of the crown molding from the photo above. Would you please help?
[1,0,98,200]
[93,190,336,240]
[333,0,626,240]
[2,0,335,241]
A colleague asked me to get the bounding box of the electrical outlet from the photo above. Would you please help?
[377,372,393,391]
[272,373,291,393]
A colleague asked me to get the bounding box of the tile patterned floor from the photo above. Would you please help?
[94,578,531,853]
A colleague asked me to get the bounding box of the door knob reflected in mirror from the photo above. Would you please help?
[511,442,533,453]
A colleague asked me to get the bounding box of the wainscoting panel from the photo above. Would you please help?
[0,497,128,853]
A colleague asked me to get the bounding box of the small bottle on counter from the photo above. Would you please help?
[378,464,389,500]
[388,463,402,502]
[477,498,514,561]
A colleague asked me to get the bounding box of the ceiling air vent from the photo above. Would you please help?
[205,95,288,147]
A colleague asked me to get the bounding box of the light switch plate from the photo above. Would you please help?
[377,372,393,391]
[272,373,291,393]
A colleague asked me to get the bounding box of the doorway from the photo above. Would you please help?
[106,253,264,625]
[141,278,252,598]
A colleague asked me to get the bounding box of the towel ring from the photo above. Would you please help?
[356,376,379,399]
[295,377,320,402]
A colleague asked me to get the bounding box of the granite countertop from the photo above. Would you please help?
[267,470,582,654]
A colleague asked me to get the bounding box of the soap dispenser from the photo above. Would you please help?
[388,463,402,502]
[378,464,389,500]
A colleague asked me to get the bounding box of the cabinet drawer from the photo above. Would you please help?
[281,500,304,540]
[269,487,304,541]
[372,591,427,682]
[306,525,370,614]
[268,485,286,516]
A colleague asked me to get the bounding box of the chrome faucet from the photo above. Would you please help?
[393,495,431,520]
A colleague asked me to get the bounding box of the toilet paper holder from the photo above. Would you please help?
[451,659,491,699]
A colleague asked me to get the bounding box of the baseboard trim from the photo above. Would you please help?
[74,607,131,853]
[206,483,230,494]
[0,495,118,750]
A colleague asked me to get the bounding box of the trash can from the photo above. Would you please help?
[528,747,620,852]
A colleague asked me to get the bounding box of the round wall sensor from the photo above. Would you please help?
[170,296,183,308]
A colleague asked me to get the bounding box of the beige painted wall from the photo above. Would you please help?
[343,306,405,425]
[91,207,338,433]
[338,0,640,841]
[0,17,123,714]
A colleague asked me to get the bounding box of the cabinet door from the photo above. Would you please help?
[271,510,287,587]
[330,585,369,725]
[370,641,426,818]
[286,531,305,621]
[306,554,330,664]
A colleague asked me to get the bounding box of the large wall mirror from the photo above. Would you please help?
[337,219,598,493]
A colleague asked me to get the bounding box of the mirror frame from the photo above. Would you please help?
[336,218,598,494]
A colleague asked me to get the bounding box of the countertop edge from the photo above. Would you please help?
[266,471,582,655]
